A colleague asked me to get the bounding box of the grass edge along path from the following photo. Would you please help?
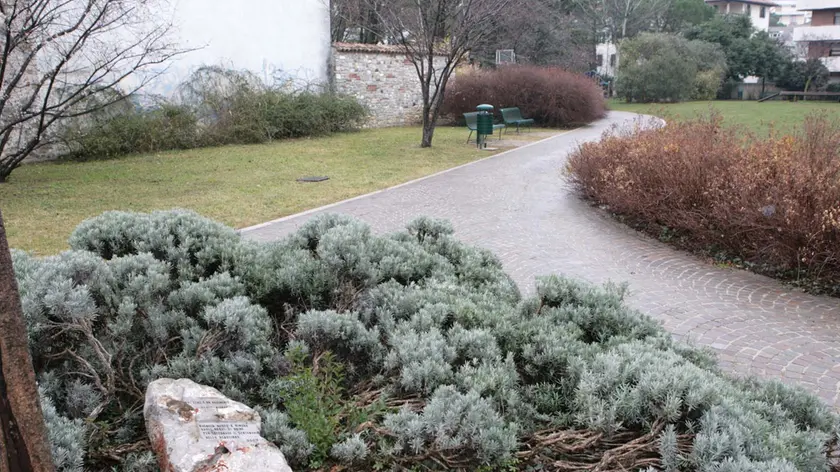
[0,126,559,255]
[609,99,840,134]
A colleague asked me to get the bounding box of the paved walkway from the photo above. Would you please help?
[243,111,840,407]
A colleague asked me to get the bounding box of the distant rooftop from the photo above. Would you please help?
[333,43,407,54]
[334,42,452,56]
[706,0,779,6]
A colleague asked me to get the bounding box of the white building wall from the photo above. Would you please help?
[143,0,331,95]
[707,1,772,30]
[798,0,840,10]
[793,24,840,40]
[774,1,810,25]
[747,3,772,30]
[595,42,618,77]
[777,13,809,24]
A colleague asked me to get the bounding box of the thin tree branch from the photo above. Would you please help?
[0,0,191,182]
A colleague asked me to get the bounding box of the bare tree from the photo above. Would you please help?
[574,0,667,73]
[472,0,593,71]
[0,0,187,183]
[375,0,513,147]
[0,208,54,472]
[330,0,382,43]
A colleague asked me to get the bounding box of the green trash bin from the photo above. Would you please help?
[476,104,494,148]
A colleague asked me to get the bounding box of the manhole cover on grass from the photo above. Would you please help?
[296,176,330,183]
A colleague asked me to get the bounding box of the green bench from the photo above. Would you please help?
[500,107,535,133]
[463,111,505,143]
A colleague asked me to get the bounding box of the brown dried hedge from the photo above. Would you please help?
[441,65,606,127]
[567,113,840,290]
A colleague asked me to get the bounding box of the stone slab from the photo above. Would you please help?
[144,378,292,472]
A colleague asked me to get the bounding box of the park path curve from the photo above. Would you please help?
[243,111,840,407]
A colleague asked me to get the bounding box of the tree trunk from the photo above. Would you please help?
[420,80,447,148]
[761,76,766,96]
[0,209,54,472]
[360,6,379,44]
[421,107,435,147]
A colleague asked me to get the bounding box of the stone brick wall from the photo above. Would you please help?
[332,43,448,127]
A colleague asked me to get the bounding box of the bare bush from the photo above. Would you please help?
[441,65,606,127]
[568,113,840,290]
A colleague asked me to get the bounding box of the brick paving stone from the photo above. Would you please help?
[242,111,840,408]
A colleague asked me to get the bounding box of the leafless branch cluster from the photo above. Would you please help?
[41,312,156,421]
[471,0,594,70]
[330,0,383,43]
[0,0,187,182]
[574,0,670,43]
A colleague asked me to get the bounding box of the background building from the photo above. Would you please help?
[706,0,777,30]
[793,0,840,74]
[774,0,811,24]
[595,43,617,78]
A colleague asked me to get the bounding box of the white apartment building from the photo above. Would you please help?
[774,0,811,24]
[595,42,617,78]
[793,0,840,73]
[705,0,778,83]
[705,0,777,30]
[596,0,777,80]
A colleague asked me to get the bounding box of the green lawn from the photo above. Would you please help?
[609,100,840,134]
[0,126,519,255]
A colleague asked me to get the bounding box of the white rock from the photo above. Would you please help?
[144,378,292,472]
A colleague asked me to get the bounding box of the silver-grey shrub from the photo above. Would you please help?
[13,210,840,471]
